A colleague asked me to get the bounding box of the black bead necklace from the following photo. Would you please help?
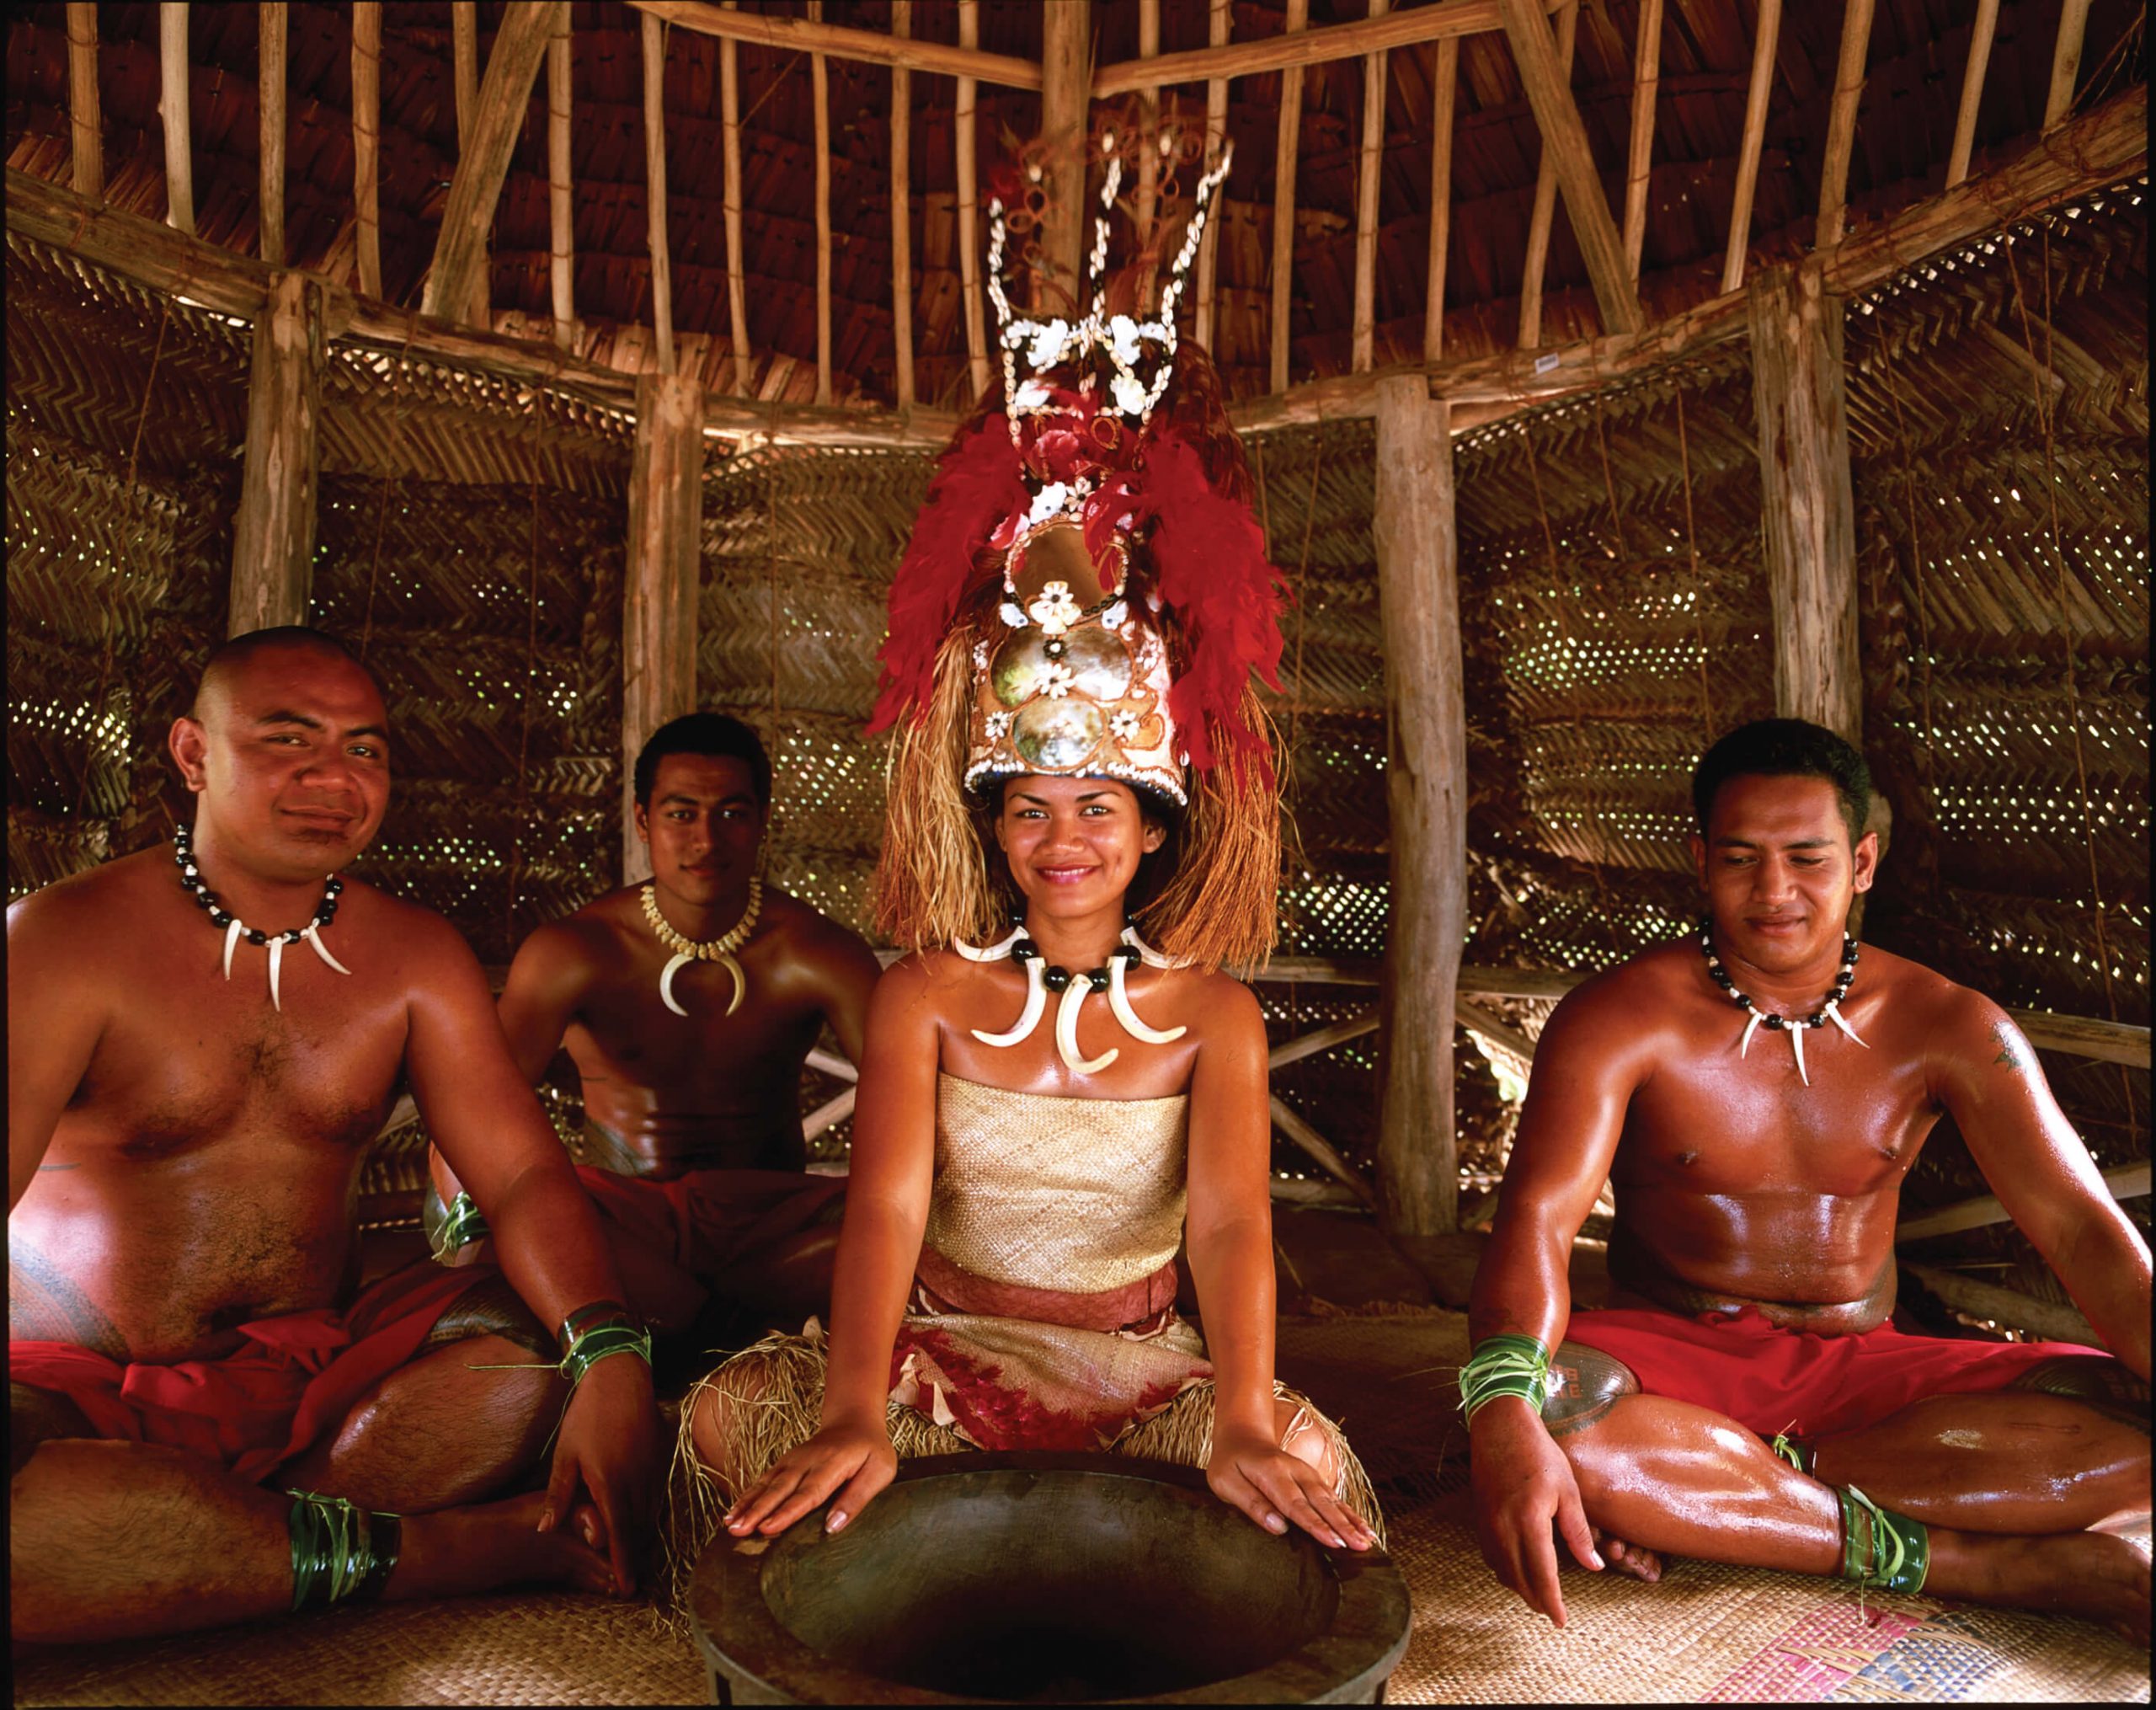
[173,820,351,1010]
[1011,929,1144,993]
[1696,920,1866,1085]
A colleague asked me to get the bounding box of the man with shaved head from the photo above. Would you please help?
[9,626,659,1643]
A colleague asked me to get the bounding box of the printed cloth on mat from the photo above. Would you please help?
[9,1260,504,1483]
[1561,1304,2110,1438]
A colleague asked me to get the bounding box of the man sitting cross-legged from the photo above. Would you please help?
[9,627,660,1644]
[426,712,881,1337]
[1466,717,2149,1639]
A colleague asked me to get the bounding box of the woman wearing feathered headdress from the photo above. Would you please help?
[666,132,1384,1579]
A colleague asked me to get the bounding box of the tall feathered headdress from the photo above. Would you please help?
[871,122,1287,974]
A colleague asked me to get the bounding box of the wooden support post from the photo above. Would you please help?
[423,0,559,323]
[452,1,489,323]
[1038,0,1091,310]
[956,0,989,400]
[1134,0,1161,313]
[1946,0,1999,190]
[809,0,832,403]
[229,271,323,636]
[721,1,751,395]
[1351,0,1389,372]
[1372,376,1464,1237]
[352,1,382,297]
[891,0,915,409]
[1900,1261,2098,1347]
[1621,0,1661,280]
[642,10,675,377]
[1721,0,1779,293]
[2043,0,2093,130]
[67,3,103,201]
[1815,0,1876,249]
[1516,0,1578,350]
[160,3,194,234]
[258,3,285,264]
[1193,0,1230,352]
[1749,259,1859,739]
[1423,35,1457,362]
[622,372,705,879]
[1497,0,1637,335]
[1270,0,1310,393]
[547,9,574,351]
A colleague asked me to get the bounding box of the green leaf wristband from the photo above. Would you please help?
[1458,1333,1553,1423]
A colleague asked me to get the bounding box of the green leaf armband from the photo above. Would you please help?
[1838,1484,1929,1595]
[557,1302,653,1390]
[1458,1333,1553,1424]
[287,1489,401,1613]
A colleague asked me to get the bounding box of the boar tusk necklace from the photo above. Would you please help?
[643,877,762,1018]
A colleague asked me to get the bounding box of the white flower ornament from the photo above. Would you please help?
[1027,581,1084,635]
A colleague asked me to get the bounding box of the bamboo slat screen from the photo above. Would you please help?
[7,236,242,899]
[1846,181,2148,1276]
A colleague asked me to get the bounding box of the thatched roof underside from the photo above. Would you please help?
[4,0,2144,407]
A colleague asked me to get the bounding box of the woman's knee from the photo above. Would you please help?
[1276,1398,1339,1487]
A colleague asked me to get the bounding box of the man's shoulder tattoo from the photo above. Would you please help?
[1990,1018,2033,1072]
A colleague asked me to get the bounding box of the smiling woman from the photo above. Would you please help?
[660,181,1393,1605]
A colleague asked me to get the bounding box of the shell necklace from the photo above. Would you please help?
[1698,922,1866,1087]
[642,877,761,1018]
[173,821,351,1011]
[956,921,1187,1075]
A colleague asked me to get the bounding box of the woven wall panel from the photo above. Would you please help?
[6,240,238,898]
[310,464,627,968]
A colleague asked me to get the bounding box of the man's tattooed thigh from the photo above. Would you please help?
[1543,1342,1639,1438]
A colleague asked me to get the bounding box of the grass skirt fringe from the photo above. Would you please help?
[658,1328,1385,1616]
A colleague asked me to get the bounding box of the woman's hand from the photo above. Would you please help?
[724,1416,898,1537]
[1206,1423,1377,1552]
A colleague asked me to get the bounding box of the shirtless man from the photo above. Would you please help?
[427,712,880,1334]
[10,628,659,1643]
[1468,718,2149,1639]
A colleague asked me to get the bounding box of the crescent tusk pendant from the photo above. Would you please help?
[1738,1012,1764,1059]
[267,937,286,1012]
[1054,978,1118,1075]
[955,926,1026,962]
[718,951,746,1018]
[659,952,695,1018]
[971,959,1048,1048]
[222,918,245,982]
[1824,1002,1869,1048]
[302,925,352,976]
[1107,956,1186,1045]
[1790,1024,1810,1087]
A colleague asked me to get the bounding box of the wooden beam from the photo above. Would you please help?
[720,2,751,395]
[423,0,559,323]
[1946,0,1999,190]
[1496,0,1640,335]
[1898,1163,2149,1244]
[453,1,492,325]
[1899,1261,2098,1347]
[1750,258,1859,739]
[1456,995,1541,1068]
[67,3,102,201]
[1271,1097,1379,1209]
[258,3,284,265]
[352,1,382,297]
[1038,0,1091,310]
[956,0,989,400]
[1091,0,1566,97]
[890,0,915,409]
[1372,377,1464,1236]
[1423,35,1458,362]
[1270,1011,1380,1071]
[160,3,194,235]
[2043,0,2094,130]
[641,10,675,377]
[622,372,704,878]
[1134,0,1161,313]
[1271,0,1310,393]
[1815,0,1876,249]
[1621,0,1661,280]
[1721,0,1779,292]
[1516,0,1580,350]
[547,9,573,351]
[1351,0,1390,372]
[630,0,1042,92]
[1194,0,1230,353]
[810,0,832,403]
[229,271,323,637]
